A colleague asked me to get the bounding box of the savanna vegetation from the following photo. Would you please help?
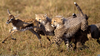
[0,0,100,56]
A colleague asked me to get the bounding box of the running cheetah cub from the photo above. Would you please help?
[51,13,88,50]
[35,14,55,43]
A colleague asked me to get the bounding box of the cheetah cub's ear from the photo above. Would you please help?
[55,15,64,20]
[44,14,47,17]
[35,14,37,16]
[35,14,37,20]
[61,17,64,20]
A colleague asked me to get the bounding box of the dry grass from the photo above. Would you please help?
[0,0,100,56]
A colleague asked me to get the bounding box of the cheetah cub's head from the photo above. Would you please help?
[35,14,47,25]
[51,16,64,28]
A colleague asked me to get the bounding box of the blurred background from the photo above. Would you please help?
[0,0,100,56]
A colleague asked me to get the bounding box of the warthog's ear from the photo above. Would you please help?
[7,9,11,15]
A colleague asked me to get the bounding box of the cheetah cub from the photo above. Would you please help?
[35,14,55,43]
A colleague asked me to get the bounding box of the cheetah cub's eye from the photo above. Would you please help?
[54,21,55,23]
[39,19,41,20]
